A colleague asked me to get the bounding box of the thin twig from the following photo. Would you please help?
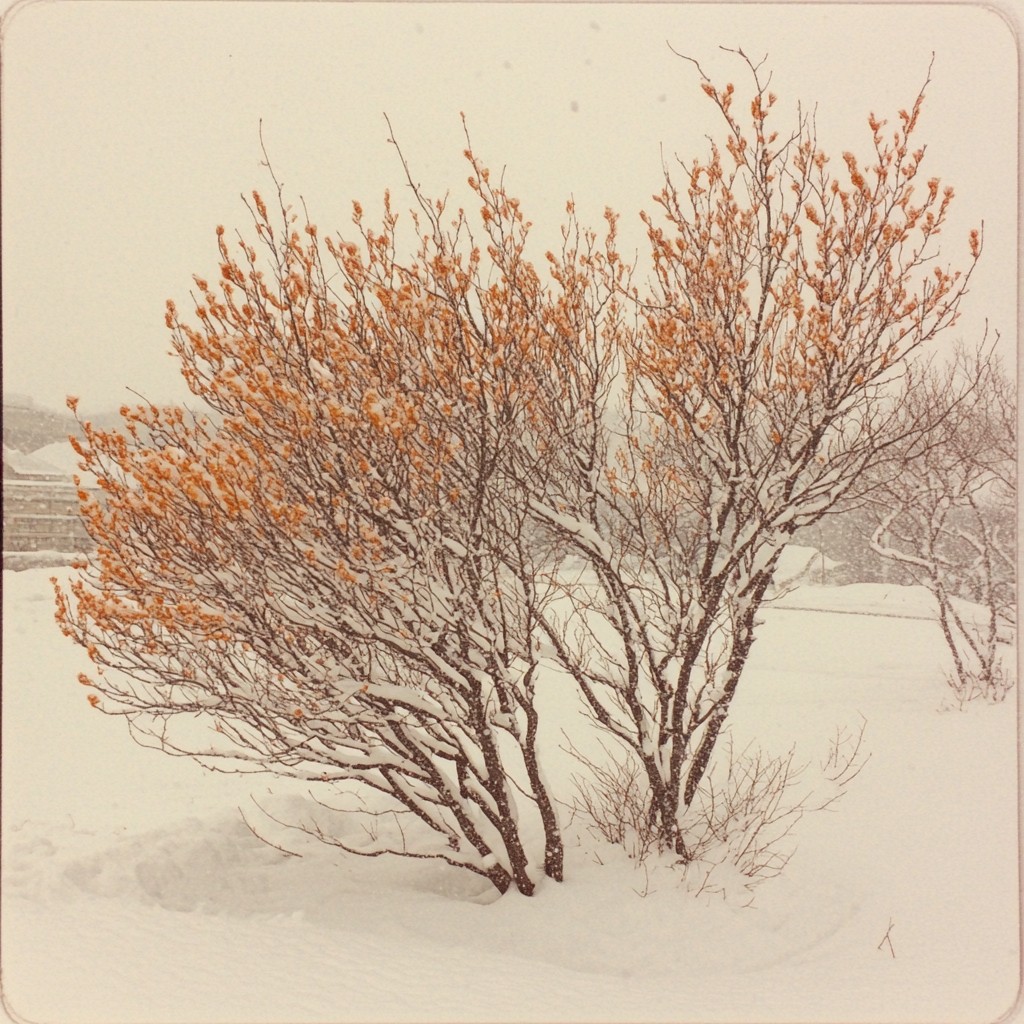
[877,918,896,958]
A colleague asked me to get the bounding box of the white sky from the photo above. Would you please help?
[2,1,1018,415]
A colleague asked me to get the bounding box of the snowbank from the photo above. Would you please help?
[2,568,1018,1023]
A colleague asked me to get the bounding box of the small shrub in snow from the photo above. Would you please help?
[564,738,661,864]
[680,721,868,902]
[942,662,1015,710]
[567,720,869,903]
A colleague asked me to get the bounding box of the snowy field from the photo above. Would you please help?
[2,564,1019,1023]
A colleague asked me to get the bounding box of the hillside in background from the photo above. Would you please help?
[2,395,79,454]
[3,395,125,455]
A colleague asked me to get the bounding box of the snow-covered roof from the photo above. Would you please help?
[3,446,70,480]
[773,544,842,588]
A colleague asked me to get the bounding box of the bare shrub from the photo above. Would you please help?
[681,738,808,895]
[567,718,869,902]
[942,660,1015,710]
[680,720,869,902]
[563,738,660,864]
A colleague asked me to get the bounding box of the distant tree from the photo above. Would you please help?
[869,343,1016,704]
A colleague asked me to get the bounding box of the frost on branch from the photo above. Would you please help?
[53,138,632,895]
[56,52,983,895]
[522,47,981,859]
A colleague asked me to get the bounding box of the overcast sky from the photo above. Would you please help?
[2,1,1017,415]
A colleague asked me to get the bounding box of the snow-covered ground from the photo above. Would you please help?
[2,565,1019,1023]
